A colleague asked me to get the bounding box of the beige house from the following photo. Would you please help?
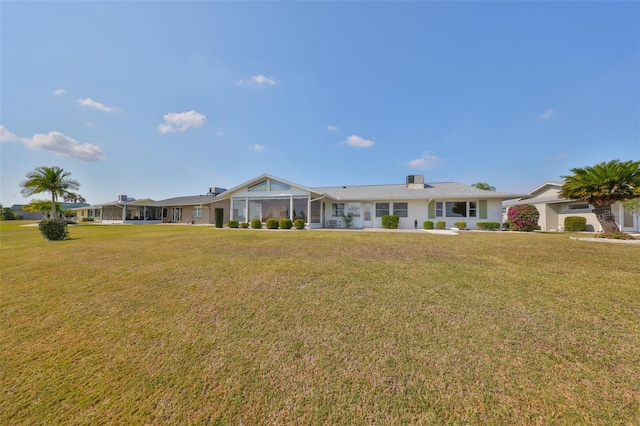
[504,181,639,232]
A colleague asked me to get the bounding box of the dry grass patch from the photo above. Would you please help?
[1,223,639,424]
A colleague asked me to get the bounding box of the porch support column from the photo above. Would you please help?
[122,205,126,222]
[290,196,294,221]
[307,197,311,225]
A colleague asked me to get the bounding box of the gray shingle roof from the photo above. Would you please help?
[312,182,522,201]
[148,194,223,207]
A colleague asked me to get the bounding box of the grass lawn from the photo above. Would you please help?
[1,222,639,424]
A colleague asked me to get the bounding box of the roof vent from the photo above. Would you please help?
[406,175,424,189]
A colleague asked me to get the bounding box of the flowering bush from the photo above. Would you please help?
[507,204,539,232]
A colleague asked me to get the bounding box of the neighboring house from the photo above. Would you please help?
[11,202,90,220]
[504,181,640,232]
[211,173,521,229]
[72,195,162,224]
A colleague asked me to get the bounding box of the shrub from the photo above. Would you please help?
[214,208,224,228]
[250,219,262,229]
[279,218,292,229]
[1,208,17,220]
[240,222,249,228]
[423,221,434,230]
[266,218,279,229]
[227,220,239,228]
[381,215,399,229]
[476,222,501,230]
[507,204,539,232]
[436,221,446,230]
[564,216,587,232]
[38,219,69,241]
[454,221,467,229]
[294,219,305,230]
[81,217,94,222]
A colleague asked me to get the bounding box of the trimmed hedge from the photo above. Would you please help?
[454,221,467,229]
[279,218,293,229]
[227,220,239,228]
[240,222,249,228]
[250,219,262,229]
[81,217,94,222]
[38,219,70,241]
[423,221,434,230]
[294,219,305,230]
[381,215,399,229]
[214,208,224,228]
[476,222,501,230]
[564,216,587,232]
[266,218,279,229]
[436,221,446,230]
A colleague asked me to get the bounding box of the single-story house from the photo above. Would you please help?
[205,173,521,229]
[503,181,639,233]
[72,195,162,224]
[74,174,522,229]
[11,202,90,220]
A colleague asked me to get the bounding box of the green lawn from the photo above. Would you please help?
[1,222,639,424]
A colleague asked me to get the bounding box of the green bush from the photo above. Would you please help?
[381,215,399,229]
[279,218,292,229]
[507,204,539,232]
[454,221,467,229]
[266,218,279,229]
[227,220,239,228]
[436,221,446,230]
[250,219,262,229]
[81,217,94,222]
[240,222,249,228]
[38,219,70,241]
[294,219,305,230]
[214,208,224,228]
[476,222,501,230]
[1,208,17,220]
[564,216,587,232]
[423,221,434,230]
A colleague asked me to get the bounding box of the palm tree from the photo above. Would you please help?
[20,166,80,219]
[559,159,640,234]
[471,182,496,191]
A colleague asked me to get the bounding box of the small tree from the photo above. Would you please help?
[342,213,354,229]
[471,182,496,191]
[20,166,80,219]
[507,204,539,232]
[214,208,224,228]
[1,207,17,220]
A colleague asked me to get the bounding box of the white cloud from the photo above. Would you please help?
[343,134,374,148]
[77,97,113,112]
[0,125,20,143]
[239,74,276,86]
[23,131,106,161]
[327,125,339,132]
[537,109,554,120]
[252,143,265,152]
[409,151,442,170]
[53,89,67,95]
[158,110,206,133]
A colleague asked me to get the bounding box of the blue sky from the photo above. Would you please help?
[2,1,639,206]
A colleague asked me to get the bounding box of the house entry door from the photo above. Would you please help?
[172,207,183,223]
[363,203,373,228]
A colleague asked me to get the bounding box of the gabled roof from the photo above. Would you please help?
[312,182,523,201]
[217,173,323,198]
[527,181,563,197]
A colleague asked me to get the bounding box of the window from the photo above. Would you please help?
[446,201,467,217]
[332,203,344,217]
[248,180,268,191]
[375,203,389,217]
[469,202,477,218]
[436,202,443,217]
[567,203,590,211]
[346,203,361,217]
[270,180,291,191]
[233,198,247,222]
[193,206,202,218]
[393,202,408,217]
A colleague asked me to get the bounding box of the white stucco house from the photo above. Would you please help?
[73,173,523,229]
[503,181,640,233]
